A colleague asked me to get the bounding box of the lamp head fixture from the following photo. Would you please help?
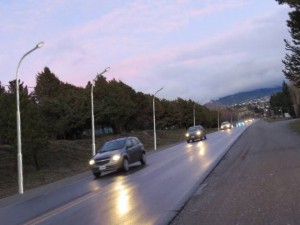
[37,42,44,48]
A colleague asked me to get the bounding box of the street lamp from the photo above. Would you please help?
[91,67,110,156]
[193,104,195,126]
[217,107,220,131]
[16,42,44,194]
[153,87,163,151]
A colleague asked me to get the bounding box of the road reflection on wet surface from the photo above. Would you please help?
[0,125,250,225]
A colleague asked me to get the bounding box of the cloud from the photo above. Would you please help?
[0,0,290,104]
[109,6,289,102]
[190,0,248,17]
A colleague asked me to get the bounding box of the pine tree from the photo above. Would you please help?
[276,0,300,87]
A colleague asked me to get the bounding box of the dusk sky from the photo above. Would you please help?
[0,0,291,103]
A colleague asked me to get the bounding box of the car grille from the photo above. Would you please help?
[95,159,110,166]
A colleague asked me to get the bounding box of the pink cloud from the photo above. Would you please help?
[190,0,248,17]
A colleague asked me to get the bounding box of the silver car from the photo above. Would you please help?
[89,137,146,178]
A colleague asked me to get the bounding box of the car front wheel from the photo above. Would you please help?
[140,153,146,165]
[93,172,101,178]
[122,158,129,172]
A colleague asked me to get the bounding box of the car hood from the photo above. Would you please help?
[94,149,122,160]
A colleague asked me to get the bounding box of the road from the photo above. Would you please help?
[171,119,300,225]
[0,123,250,225]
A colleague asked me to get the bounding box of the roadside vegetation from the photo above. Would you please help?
[290,119,300,133]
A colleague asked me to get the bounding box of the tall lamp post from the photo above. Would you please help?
[217,107,220,131]
[193,104,195,126]
[91,67,110,156]
[16,42,44,194]
[153,87,163,151]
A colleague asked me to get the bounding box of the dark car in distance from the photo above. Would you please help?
[186,125,207,143]
[89,137,146,178]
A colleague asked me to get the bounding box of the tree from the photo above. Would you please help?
[22,93,48,170]
[131,92,153,130]
[102,79,137,133]
[0,80,48,170]
[34,67,88,139]
[34,67,63,138]
[282,81,296,117]
[0,85,15,144]
[276,0,300,87]
[0,82,5,94]
[159,99,177,129]
[288,83,300,117]
[57,83,89,139]
[276,0,299,8]
[270,81,295,117]
[173,98,194,129]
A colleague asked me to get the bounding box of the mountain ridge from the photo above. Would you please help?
[207,86,281,106]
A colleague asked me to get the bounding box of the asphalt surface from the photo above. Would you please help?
[171,119,300,225]
[0,124,248,225]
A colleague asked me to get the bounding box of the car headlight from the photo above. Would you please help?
[112,154,121,161]
[186,133,189,137]
[89,159,95,166]
[196,131,201,135]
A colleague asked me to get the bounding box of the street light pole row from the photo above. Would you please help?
[16,42,44,194]
[15,44,111,194]
[15,43,162,192]
[91,67,110,156]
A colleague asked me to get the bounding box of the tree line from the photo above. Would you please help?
[0,67,219,168]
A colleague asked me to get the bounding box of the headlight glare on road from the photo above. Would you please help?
[112,154,121,161]
[89,159,95,166]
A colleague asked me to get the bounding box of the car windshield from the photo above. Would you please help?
[100,139,126,153]
[188,127,198,132]
[221,122,229,125]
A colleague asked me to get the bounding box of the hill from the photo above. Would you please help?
[211,87,281,106]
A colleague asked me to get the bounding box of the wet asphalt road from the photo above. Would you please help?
[0,123,249,225]
[171,119,300,225]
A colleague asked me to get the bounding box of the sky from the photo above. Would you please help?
[0,0,291,104]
